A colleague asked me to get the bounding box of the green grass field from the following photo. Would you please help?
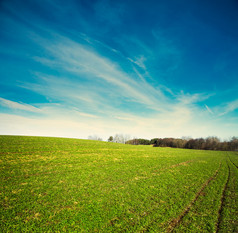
[0,136,237,232]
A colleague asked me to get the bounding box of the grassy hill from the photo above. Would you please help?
[0,136,237,232]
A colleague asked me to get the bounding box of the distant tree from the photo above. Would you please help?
[219,141,228,151]
[185,138,205,150]
[88,135,102,141]
[126,138,150,145]
[172,138,186,148]
[204,136,220,150]
[138,139,150,145]
[196,138,206,150]
[113,134,121,143]
[113,134,130,144]
[108,136,113,142]
[124,134,131,143]
[153,136,238,151]
[126,139,138,145]
[154,138,176,147]
[113,134,126,143]
[229,136,238,151]
[185,139,195,149]
[150,138,158,145]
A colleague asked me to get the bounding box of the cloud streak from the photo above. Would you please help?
[32,35,170,112]
[218,99,238,116]
[205,104,213,114]
[0,97,41,113]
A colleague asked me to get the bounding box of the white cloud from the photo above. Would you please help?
[128,55,147,70]
[32,35,170,112]
[218,99,238,116]
[177,92,211,105]
[114,116,135,121]
[76,111,99,118]
[205,104,213,114]
[0,97,41,113]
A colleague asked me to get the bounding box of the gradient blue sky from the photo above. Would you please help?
[0,0,238,140]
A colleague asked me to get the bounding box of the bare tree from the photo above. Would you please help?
[88,135,103,141]
[230,136,238,151]
[113,134,131,144]
[113,134,123,143]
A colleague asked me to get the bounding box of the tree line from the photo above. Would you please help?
[88,134,238,151]
[89,134,130,144]
[126,136,238,151]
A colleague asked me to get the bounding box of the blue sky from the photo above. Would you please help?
[0,0,238,140]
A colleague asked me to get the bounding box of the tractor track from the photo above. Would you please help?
[166,163,221,233]
[216,155,232,233]
[228,154,238,169]
[216,160,231,233]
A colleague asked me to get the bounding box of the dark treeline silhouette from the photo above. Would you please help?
[126,138,150,145]
[126,136,238,151]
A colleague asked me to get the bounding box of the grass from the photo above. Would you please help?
[0,135,237,232]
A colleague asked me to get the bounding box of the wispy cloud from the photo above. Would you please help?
[176,92,212,105]
[128,55,147,70]
[74,110,99,119]
[205,104,214,114]
[32,35,170,112]
[0,97,41,113]
[218,99,238,116]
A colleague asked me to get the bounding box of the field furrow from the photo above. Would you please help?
[228,155,238,169]
[166,164,221,233]
[215,154,238,232]
[216,161,230,232]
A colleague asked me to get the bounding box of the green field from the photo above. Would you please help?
[0,136,237,232]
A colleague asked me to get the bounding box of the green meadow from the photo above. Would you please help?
[0,136,237,232]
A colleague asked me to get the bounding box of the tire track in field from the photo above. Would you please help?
[228,154,238,169]
[216,160,230,233]
[166,163,221,233]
